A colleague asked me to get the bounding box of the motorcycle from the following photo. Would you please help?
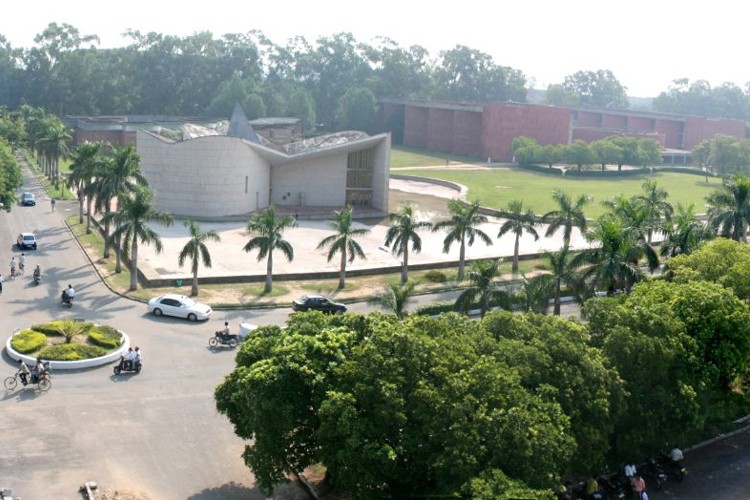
[113,359,142,375]
[657,453,687,482]
[209,331,239,348]
[641,458,669,490]
[33,272,41,285]
[61,290,73,307]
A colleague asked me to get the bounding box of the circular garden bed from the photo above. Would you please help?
[7,320,129,370]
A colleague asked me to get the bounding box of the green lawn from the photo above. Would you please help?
[394,166,722,219]
[389,146,483,168]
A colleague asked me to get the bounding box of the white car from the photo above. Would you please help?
[147,293,212,321]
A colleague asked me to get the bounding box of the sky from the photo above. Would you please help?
[1,0,747,97]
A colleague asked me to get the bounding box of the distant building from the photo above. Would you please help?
[378,99,745,164]
[137,104,390,219]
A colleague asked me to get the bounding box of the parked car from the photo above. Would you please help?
[147,293,212,321]
[17,232,37,250]
[21,192,36,206]
[291,294,347,313]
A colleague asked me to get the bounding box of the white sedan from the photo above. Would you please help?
[147,293,212,321]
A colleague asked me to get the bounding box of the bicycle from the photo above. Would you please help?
[4,368,51,392]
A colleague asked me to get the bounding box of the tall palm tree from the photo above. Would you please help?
[67,141,103,226]
[497,199,539,274]
[39,120,71,190]
[515,274,553,314]
[367,280,416,319]
[571,216,658,295]
[178,219,221,296]
[90,145,148,266]
[636,180,673,245]
[543,245,579,316]
[432,199,492,281]
[384,204,433,284]
[660,203,712,258]
[243,205,297,293]
[101,187,173,291]
[317,206,370,289]
[542,190,591,248]
[705,174,750,241]
[454,259,511,318]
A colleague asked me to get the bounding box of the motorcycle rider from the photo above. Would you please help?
[218,321,236,341]
[62,284,75,304]
[119,347,136,370]
[133,347,142,369]
[33,265,41,283]
[31,358,46,384]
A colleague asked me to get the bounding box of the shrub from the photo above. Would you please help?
[415,301,456,316]
[88,326,123,349]
[38,343,106,361]
[10,330,47,354]
[423,270,448,283]
[29,321,68,336]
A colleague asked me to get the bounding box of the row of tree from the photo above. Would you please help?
[693,134,750,176]
[215,236,750,496]
[3,23,748,136]
[512,135,664,171]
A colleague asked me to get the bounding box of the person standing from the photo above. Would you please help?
[0,273,4,294]
[631,473,647,500]
[19,253,25,274]
[51,197,56,211]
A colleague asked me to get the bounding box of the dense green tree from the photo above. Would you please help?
[542,245,580,315]
[544,83,580,107]
[560,69,629,109]
[178,219,221,296]
[590,138,623,171]
[455,259,511,318]
[243,205,297,293]
[653,78,749,119]
[660,203,711,258]
[564,139,594,171]
[513,274,553,314]
[497,199,539,274]
[542,190,591,248]
[538,143,563,168]
[0,136,22,210]
[432,199,492,281]
[317,206,370,289]
[482,311,625,472]
[511,136,541,165]
[334,87,377,133]
[101,186,173,290]
[705,174,750,241]
[37,118,71,188]
[384,204,432,284]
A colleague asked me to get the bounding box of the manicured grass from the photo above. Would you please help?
[394,167,722,219]
[390,146,482,168]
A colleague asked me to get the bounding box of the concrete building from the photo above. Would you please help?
[379,99,746,164]
[137,105,390,220]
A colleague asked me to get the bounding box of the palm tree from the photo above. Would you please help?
[497,199,539,274]
[178,219,221,296]
[57,319,91,344]
[384,204,433,284]
[636,180,673,244]
[705,174,750,241]
[432,199,492,281]
[542,245,579,316]
[515,274,553,314]
[454,259,511,318]
[367,280,416,319]
[542,190,591,248]
[571,216,658,295]
[39,120,71,190]
[90,144,148,265]
[243,205,297,293]
[660,203,712,258]
[317,206,370,289]
[101,186,174,291]
[67,141,103,226]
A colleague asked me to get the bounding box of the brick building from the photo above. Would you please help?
[379,99,746,163]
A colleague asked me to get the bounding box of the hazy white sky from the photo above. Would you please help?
[2,0,746,97]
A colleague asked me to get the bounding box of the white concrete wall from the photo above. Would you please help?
[371,134,391,212]
[270,152,347,207]
[138,132,270,218]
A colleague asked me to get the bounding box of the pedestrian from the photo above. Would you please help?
[631,473,647,500]
[0,273,4,294]
[51,197,56,211]
[19,253,25,274]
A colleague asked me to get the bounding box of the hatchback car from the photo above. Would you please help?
[17,232,37,250]
[21,192,36,206]
[291,294,347,313]
[147,293,212,321]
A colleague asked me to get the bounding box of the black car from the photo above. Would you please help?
[291,294,347,313]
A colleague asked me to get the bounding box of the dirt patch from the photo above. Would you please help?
[95,489,152,500]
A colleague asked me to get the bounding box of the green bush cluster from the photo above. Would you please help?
[415,301,456,315]
[38,343,107,361]
[423,270,448,283]
[88,325,123,349]
[10,329,47,354]
[30,320,93,336]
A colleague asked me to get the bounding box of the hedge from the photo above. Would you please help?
[10,330,47,354]
[564,167,649,177]
[38,343,107,361]
[30,320,94,336]
[423,270,448,283]
[88,325,123,349]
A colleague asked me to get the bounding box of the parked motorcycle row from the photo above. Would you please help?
[559,452,687,500]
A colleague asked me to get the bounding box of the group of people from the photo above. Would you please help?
[117,346,142,371]
[0,254,40,294]
[17,358,47,386]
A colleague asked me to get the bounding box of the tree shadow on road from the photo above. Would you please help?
[185,481,264,500]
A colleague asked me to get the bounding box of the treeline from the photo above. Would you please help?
[216,238,750,497]
[512,135,663,171]
[2,23,749,137]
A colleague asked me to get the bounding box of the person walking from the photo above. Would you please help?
[0,273,4,294]
[51,197,56,211]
